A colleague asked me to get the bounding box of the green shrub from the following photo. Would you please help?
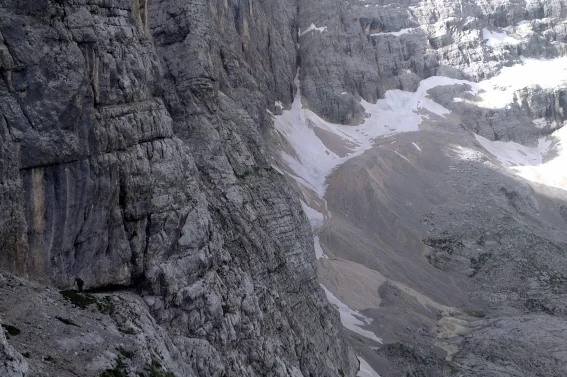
[97,296,115,315]
[100,357,127,377]
[60,290,96,309]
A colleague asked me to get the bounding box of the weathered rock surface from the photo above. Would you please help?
[2,0,567,376]
[0,321,28,377]
[0,272,189,377]
[0,1,356,376]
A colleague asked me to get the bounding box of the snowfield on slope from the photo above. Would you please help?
[272,57,567,369]
[357,357,381,377]
[483,28,521,47]
[274,57,567,206]
[320,285,383,344]
[272,73,471,200]
[477,126,567,190]
[473,57,567,109]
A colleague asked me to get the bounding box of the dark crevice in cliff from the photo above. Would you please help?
[142,212,151,272]
[77,41,99,107]
[2,114,16,142]
[19,157,83,171]
[18,135,172,171]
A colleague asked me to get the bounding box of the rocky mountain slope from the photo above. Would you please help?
[272,0,567,376]
[1,0,567,376]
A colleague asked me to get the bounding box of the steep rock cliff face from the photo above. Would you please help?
[0,1,356,376]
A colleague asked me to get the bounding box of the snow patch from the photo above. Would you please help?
[371,27,416,37]
[475,134,551,167]
[357,357,381,377]
[532,118,550,129]
[477,127,567,190]
[474,57,567,109]
[314,236,329,259]
[483,28,521,47]
[513,127,567,190]
[300,23,327,36]
[301,201,325,230]
[412,142,422,152]
[452,145,485,162]
[321,285,383,344]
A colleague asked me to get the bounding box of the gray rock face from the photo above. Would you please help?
[297,0,567,131]
[2,0,567,376]
[0,325,28,377]
[425,83,567,144]
[0,1,356,376]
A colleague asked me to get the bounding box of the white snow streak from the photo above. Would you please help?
[273,74,467,197]
[476,127,567,190]
[321,285,383,344]
[482,28,521,47]
[394,150,411,163]
[357,357,381,377]
[300,23,327,36]
[314,236,329,259]
[371,27,416,37]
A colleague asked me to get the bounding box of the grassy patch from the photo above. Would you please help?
[143,361,174,377]
[525,298,556,315]
[60,290,96,309]
[55,316,80,327]
[60,290,116,315]
[97,296,115,315]
[2,324,21,336]
[100,357,127,377]
[469,252,492,277]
